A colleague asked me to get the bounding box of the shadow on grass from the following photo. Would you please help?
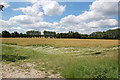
[3,43,17,45]
[2,54,28,62]
[82,52,106,56]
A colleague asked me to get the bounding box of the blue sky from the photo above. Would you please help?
[3,2,92,22]
[44,2,92,23]
[3,2,31,20]
[0,0,118,34]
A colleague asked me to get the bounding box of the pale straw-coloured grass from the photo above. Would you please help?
[1,38,119,48]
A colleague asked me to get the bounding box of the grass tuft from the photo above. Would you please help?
[2,54,27,62]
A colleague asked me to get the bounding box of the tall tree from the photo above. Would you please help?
[11,32,19,38]
[43,31,56,38]
[26,31,41,38]
[2,30,11,38]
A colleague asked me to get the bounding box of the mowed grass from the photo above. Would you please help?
[1,38,119,48]
[1,38,119,78]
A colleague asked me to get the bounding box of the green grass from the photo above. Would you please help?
[2,44,118,78]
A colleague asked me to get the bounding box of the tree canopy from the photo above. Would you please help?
[1,28,120,39]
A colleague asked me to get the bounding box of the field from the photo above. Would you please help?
[2,38,118,47]
[1,38,119,78]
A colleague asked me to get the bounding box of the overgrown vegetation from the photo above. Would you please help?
[2,54,27,62]
[2,42,119,78]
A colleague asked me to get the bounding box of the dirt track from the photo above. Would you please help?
[2,63,61,78]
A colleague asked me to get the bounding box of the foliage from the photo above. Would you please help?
[43,31,56,38]
[26,31,41,37]
[2,30,11,38]
[1,28,120,39]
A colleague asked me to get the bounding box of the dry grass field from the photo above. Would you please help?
[1,38,119,47]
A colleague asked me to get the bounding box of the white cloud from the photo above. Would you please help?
[61,0,118,25]
[41,0,66,16]
[60,15,78,26]
[0,20,8,32]
[90,0,118,16]
[24,22,52,28]
[28,0,38,3]
[9,0,66,32]
[9,14,43,25]
[59,0,118,33]
[15,0,66,16]
[11,27,22,30]
[10,27,27,33]
[12,1,44,26]
[1,0,119,34]
[110,26,118,30]
[0,19,12,28]
[0,19,26,32]
[14,2,42,16]
[87,19,118,28]
[0,0,10,8]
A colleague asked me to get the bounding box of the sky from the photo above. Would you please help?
[0,0,119,34]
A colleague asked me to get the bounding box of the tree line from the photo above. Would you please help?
[1,28,120,39]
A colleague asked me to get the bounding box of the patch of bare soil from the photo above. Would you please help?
[2,63,61,78]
